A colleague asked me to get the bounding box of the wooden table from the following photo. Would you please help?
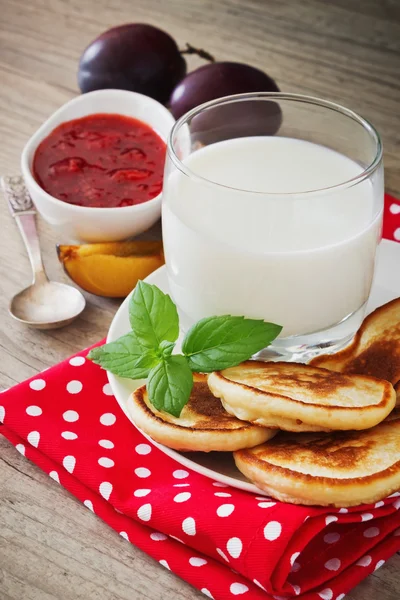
[0,1,399,598]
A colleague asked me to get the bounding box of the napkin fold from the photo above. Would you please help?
[1,193,400,600]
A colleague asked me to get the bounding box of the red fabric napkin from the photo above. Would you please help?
[1,194,400,600]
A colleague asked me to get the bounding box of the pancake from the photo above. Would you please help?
[207,361,396,431]
[128,378,276,452]
[311,298,400,405]
[234,418,400,507]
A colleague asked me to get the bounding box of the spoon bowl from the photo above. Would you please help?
[10,280,86,329]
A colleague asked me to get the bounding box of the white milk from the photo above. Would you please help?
[162,137,382,337]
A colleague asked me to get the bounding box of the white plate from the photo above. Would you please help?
[107,239,400,493]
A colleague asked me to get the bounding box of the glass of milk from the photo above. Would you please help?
[162,93,383,360]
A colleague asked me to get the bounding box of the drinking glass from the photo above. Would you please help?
[162,93,383,360]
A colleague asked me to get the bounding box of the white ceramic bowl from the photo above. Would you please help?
[21,89,175,242]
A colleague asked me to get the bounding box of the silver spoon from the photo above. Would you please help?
[2,175,86,329]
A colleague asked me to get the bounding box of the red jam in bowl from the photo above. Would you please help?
[32,113,167,208]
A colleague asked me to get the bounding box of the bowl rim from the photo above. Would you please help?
[21,89,175,213]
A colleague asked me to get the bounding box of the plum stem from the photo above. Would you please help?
[180,43,215,63]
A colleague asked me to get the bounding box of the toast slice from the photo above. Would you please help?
[207,361,396,431]
[234,418,400,507]
[311,298,400,404]
[129,376,276,452]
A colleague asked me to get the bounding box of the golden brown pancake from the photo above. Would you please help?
[234,418,400,507]
[310,298,400,405]
[207,361,396,432]
[128,379,276,452]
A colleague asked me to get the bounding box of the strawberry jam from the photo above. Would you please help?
[33,113,166,208]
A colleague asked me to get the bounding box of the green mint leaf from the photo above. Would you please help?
[129,281,179,350]
[147,354,193,417]
[159,340,175,358]
[88,332,159,379]
[182,315,282,372]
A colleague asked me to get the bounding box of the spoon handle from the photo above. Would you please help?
[2,175,48,284]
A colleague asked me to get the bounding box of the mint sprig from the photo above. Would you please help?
[89,281,282,417]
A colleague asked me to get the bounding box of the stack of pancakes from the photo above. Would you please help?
[129,298,400,507]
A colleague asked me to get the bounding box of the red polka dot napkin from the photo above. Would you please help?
[1,193,400,600]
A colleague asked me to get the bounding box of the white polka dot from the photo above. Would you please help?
[216,548,229,562]
[375,501,384,508]
[62,455,76,473]
[189,557,207,567]
[63,410,79,422]
[135,467,151,478]
[292,585,301,596]
[98,457,115,468]
[325,515,338,525]
[216,504,235,517]
[336,595,346,600]
[159,559,170,571]
[15,444,25,456]
[253,580,267,592]
[230,583,249,595]
[135,443,151,455]
[49,471,59,483]
[119,531,129,540]
[393,497,400,510]
[102,383,114,396]
[98,439,114,449]
[173,483,190,487]
[390,203,400,214]
[26,405,42,416]
[389,491,400,497]
[201,589,214,599]
[137,503,152,521]
[27,431,40,447]
[61,431,78,440]
[290,552,300,566]
[173,469,189,479]
[99,481,112,500]
[150,532,167,541]
[182,517,196,536]
[227,537,242,558]
[84,500,94,512]
[325,558,341,571]
[375,559,385,571]
[212,481,228,487]
[66,380,83,394]
[291,562,301,573]
[394,228,400,241]
[0,406,4,423]
[263,520,282,541]
[100,412,116,426]
[361,513,374,521]
[69,356,85,366]
[258,501,276,508]
[356,555,372,567]
[364,527,380,538]
[318,589,333,600]
[324,532,340,544]
[29,379,46,391]
[338,508,348,513]
[134,489,151,497]
[174,492,191,503]
[214,492,231,497]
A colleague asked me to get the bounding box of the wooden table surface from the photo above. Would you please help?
[0,1,399,598]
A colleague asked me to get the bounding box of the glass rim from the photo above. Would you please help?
[167,92,383,197]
